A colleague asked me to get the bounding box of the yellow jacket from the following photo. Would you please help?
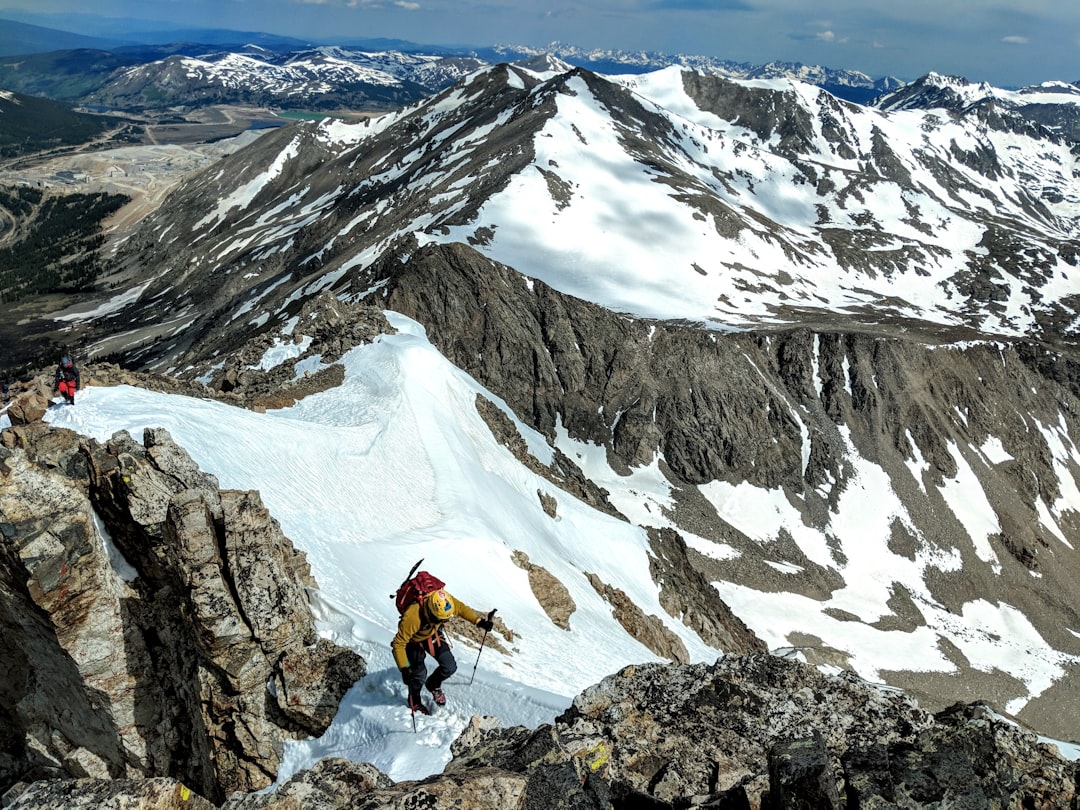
[391,593,483,669]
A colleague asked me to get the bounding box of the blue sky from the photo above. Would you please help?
[3,0,1077,86]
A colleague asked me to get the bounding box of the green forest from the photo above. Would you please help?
[0,186,130,303]
[0,90,125,158]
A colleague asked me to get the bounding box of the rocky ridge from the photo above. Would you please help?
[369,242,1080,737]
[110,237,1080,740]
[63,62,1079,381]
[871,72,1080,145]
[4,653,1076,808]
[19,233,1080,740]
[0,420,364,804]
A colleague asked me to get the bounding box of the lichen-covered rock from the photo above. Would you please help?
[843,702,1078,808]
[220,758,392,809]
[224,761,527,810]
[768,734,840,809]
[1,777,215,809]
[360,767,528,810]
[273,640,367,736]
[444,654,1076,809]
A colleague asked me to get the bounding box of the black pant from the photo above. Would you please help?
[404,631,457,700]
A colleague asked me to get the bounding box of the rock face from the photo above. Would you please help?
[0,423,365,803]
[373,241,1080,738]
[442,654,1077,810]
[18,653,1069,809]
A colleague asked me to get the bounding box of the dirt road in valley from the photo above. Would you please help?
[0,112,282,374]
[0,132,269,240]
[0,104,381,244]
[0,105,291,244]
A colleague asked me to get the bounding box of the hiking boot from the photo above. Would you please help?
[430,688,446,706]
[408,693,430,714]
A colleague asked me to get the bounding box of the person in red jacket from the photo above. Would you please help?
[391,589,494,713]
[54,356,80,405]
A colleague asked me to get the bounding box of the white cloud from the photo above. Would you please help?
[815,29,848,44]
[1001,35,1029,45]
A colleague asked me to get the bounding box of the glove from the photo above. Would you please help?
[477,617,494,632]
[399,667,411,684]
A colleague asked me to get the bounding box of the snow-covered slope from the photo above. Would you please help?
[430,67,1077,334]
[35,311,1080,781]
[871,72,1080,146]
[89,61,1080,372]
[37,314,720,780]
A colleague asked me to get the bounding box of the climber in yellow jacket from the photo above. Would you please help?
[391,589,494,713]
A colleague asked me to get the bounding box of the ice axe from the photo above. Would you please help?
[468,609,497,686]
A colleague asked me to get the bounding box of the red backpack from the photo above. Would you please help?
[392,559,446,615]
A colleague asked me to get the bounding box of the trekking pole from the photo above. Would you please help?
[468,609,496,686]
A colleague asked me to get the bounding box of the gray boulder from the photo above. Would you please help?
[443,653,1077,808]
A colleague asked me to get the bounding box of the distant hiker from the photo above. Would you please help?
[392,588,495,714]
[54,356,80,405]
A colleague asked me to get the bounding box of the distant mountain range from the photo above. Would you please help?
[2,13,1078,120]
[484,42,905,104]
[0,15,1078,174]
[0,16,904,107]
[80,47,489,114]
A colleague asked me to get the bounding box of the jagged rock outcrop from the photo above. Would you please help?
[1,390,50,426]
[0,423,365,803]
[219,758,394,809]
[646,527,764,655]
[585,571,690,663]
[442,654,1077,809]
[3,652,1074,808]
[205,294,393,411]
[222,760,527,810]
